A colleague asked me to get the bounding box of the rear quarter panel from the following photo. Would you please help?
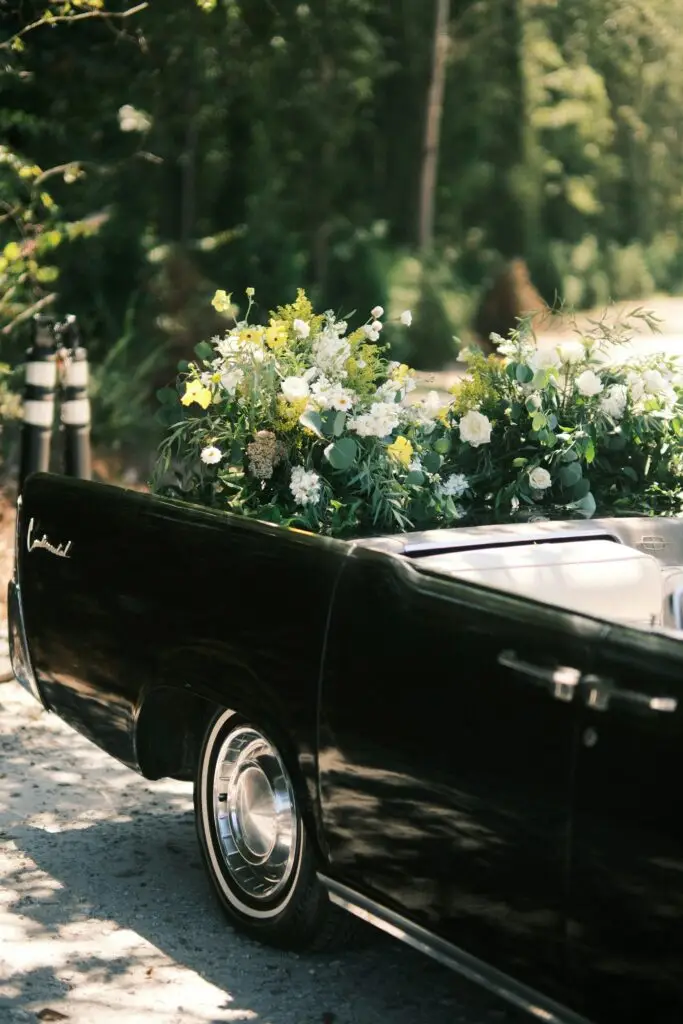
[18,474,347,799]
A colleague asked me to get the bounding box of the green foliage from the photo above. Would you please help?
[441,311,683,521]
[151,287,466,538]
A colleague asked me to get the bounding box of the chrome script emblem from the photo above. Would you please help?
[27,517,72,559]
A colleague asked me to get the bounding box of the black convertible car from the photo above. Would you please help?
[8,472,683,1024]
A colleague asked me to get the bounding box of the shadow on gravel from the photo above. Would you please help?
[5,815,516,1024]
[0,689,519,1024]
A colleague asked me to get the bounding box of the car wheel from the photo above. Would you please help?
[194,707,346,951]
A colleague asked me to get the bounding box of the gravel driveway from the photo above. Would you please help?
[0,680,525,1024]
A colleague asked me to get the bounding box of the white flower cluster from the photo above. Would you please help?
[289,466,321,506]
[349,401,402,438]
[438,473,469,498]
[310,376,355,412]
[312,323,351,378]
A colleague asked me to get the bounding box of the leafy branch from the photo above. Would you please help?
[1,2,149,52]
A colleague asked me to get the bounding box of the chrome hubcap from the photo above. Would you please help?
[212,726,297,900]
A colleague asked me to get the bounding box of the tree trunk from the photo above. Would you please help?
[417,0,450,251]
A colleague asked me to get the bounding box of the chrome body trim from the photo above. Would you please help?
[7,577,44,707]
[318,875,592,1024]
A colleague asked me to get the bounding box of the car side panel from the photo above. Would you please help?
[318,544,604,1010]
[17,474,347,801]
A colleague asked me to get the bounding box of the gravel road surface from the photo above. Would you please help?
[0,680,526,1024]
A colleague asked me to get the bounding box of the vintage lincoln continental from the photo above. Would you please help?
[8,472,683,1024]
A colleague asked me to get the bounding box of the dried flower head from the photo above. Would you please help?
[246,430,286,480]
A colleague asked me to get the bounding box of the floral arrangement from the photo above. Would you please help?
[152,290,683,537]
[439,312,683,521]
[153,288,460,537]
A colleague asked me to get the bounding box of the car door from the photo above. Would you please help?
[569,624,683,1024]
[318,545,603,1010]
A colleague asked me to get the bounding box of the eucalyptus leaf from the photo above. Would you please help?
[433,436,451,455]
[405,470,425,485]
[332,411,346,436]
[559,462,582,487]
[325,437,358,470]
[194,341,215,361]
[510,402,523,422]
[422,451,442,473]
[505,362,519,381]
[299,410,324,438]
[156,387,178,406]
[516,363,534,384]
[571,491,597,518]
[532,369,550,389]
[569,477,591,500]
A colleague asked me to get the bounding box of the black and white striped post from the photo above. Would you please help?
[18,314,58,490]
[56,314,92,481]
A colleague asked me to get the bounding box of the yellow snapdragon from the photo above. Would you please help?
[181,379,212,410]
[387,436,413,467]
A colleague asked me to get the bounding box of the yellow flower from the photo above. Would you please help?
[211,289,232,313]
[239,326,264,345]
[181,379,212,409]
[387,436,413,467]
[265,319,288,351]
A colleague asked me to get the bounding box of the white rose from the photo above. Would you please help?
[528,346,561,371]
[200,445,223,465]
[528,466,552,491]
[281,376,310,401]
[599,383,628,420]
[643,369,668,394]
[371,305,384,319]
[400,310,413,327]
[458,410,492,447]
[556,339,586,365]
[576,370,604,397]
[292,318,310,338]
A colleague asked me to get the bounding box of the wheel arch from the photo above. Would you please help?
[133,651,325,858]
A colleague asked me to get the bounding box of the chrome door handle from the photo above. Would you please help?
[582,674,678,715]
[497,650,581,703]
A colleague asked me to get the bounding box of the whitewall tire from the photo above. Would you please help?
[194,708,343,950]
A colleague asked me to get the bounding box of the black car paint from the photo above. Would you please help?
[10,472,683,1024]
